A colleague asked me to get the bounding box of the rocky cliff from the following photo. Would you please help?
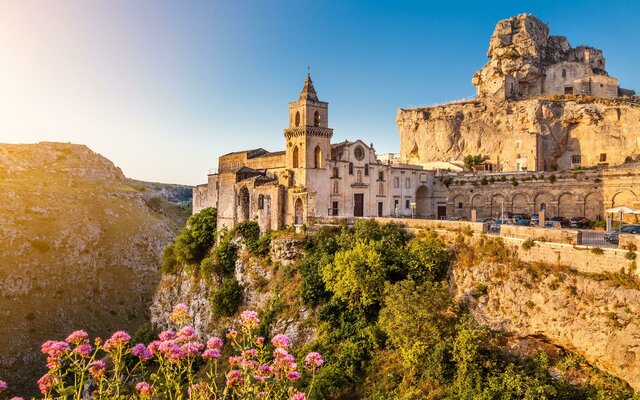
[451,251,640,391]
[0,142,188,394]
[397,98,640,171]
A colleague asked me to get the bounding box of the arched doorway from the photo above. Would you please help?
[612,190,637,208]
[294,198,304,225]
[490,194,505,218]
[239,186,250,221]
[511,193,527,214]
[584,191,603,220]
[415,185,429,218]
[471,194,484,218]
[558,193,576,217]
[314,145,322,168]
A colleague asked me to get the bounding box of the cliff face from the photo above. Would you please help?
[397,99,640,171]
[451,258,640,391]
[0,142,188,394]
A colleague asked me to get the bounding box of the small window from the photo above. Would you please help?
[540,203,547,211]
[394,177,400,189]
[562,69,567,78]
[564,86,573,95]
[572,154,581,164]
[405,178,410,189]
[378,171,384,181]
[314,111,321,127]
[349,162,354,175]
[332,167,339,178]
[364,164,369,176]
[295,111,300,127]
[600,153,607,162]
[332,201,339,216]
[405,199,410,209]
[258,194,264,210]
[458,202,463,209]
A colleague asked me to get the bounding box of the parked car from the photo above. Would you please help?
[530,213,548,222]
[604,224,640,244]
[550,216,571,228]
[515,219,531,226]
[570,217,590,229]
[512,213,531,221]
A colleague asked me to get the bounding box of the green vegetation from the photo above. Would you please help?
[463,154,488,172]
[591,247,605,255]
[173,207,218,264]
[522,238,535,251]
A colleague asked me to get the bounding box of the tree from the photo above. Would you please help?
[173,207,217,264]
[464,155,488,172]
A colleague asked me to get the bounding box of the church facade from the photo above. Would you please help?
[192,75,447,232]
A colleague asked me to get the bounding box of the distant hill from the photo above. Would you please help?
[0,142,189,395]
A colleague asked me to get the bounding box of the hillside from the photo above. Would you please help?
[0,142,189,394]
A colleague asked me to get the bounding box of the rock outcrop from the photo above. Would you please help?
[451,259,640,391]
[398,98,640,171]
[0,142,188,395]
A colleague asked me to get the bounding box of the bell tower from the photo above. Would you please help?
[284,73,333,184]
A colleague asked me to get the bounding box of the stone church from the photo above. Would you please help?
[193,75,445,232]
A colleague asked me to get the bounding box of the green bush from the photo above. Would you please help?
[548,174,557,184]
[161,243,178,274]
[591,247,604,255]
[210,277,243,317]
[173,207,217,264]
[522,238,535,251]
[214,231,237,276]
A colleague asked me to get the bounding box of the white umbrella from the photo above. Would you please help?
[605,206,640,214]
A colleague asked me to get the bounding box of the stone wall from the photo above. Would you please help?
[500,224,580,244]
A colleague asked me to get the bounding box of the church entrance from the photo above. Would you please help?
[354,194,364,217]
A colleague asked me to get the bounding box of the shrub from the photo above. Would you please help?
[173,207,217,264]
[234,220,260,250]
[548,174,557,184]
[591,247,604,255]
[210,277,243,317]
[441,176,454,188]
[480,177,488,186]
[161,243,178,274]
[213,231,237,276]
[625,250,636,261]
[510,177,519,187]
[521,238,535,251]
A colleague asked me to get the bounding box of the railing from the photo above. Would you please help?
[578,229,617,248]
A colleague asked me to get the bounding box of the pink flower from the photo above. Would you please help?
[273,347,290,359]
[72,343,93,357]
[271,334,289,349]
[158,331,176,341]
[37,374,54,395]
[240,310,260,328]
[242,348,257,359]
[135,381,153,396]
[287,371,301,381]
[159,341,184,361]
[103,331,131,350]
[131,343,153,360]
[181,341,204,356]
[170,303,191,325]
[177,326,196,342]
[228,355,243,366]
[290,393,306,400]
[254,374,266,383]
[226,329,238,340]
[0,380,7,391]
[202,348,221,360]
[10,397,25,400]
[304,352,324,369]
[207,337,223,349]
[226,369,243,387]
[66,330,89,345]
[257,365,274,377]
[256,336,265,345]
[88,360,106,379]
[147,341,161,354]
[41,340,70,357]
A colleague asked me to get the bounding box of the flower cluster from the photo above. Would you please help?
[0,305,323,400]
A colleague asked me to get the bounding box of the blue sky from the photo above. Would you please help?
[1,0,639,184]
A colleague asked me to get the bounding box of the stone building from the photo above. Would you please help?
[193,75,446,231]
[472,14,631,102]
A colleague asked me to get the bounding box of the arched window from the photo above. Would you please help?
[364,164,369,176]
[314,111,321,127]
[314,145,322,168]
[258,194,264,210]
[562,69,567,78]
[332,167,339,178]
[292,146,299,168]
[357,170,363,183]
[295,111,301,127]
[348,162,354,175]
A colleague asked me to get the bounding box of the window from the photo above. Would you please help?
[562,69,567,78]
[332,167,339,178]
[314,111,321,127]
[258,194,264,210]
[357,170,363,183]
[540,203,546,211]
[378,182,384,195]
[354,146,365,161]
[572,154,582,164]
[394,200,399,215]
[420,174,426,182]
[564,86,573,95]
[332,201,339,216]
[292,146,299,168]
[349,162,354,175]
[405,199,410,209]
[295,111,300,127]
[458,202,463,209]
[314,145,322,169]
[600,153,607,162]
[405,178,410,189]
[364,164,369,176]
[394,177,400,188]
[378,171,384,181]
